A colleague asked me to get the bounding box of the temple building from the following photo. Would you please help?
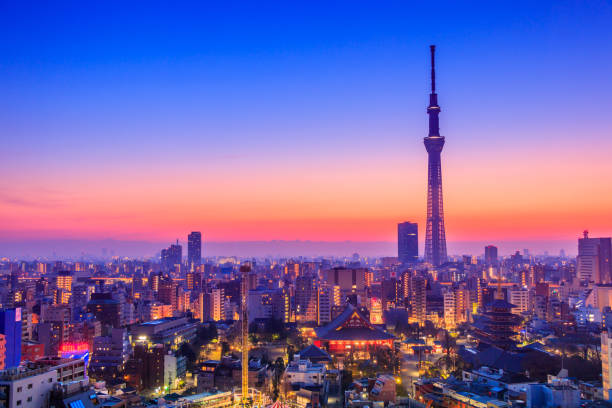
[471,284,521,350]
[313,304,394,359]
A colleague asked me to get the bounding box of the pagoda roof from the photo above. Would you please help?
[488,299,516,309]
[298,344,332,362]
[315,304,395,341]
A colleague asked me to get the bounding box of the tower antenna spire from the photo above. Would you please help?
[424,45,447,267]
[430,45,436,93]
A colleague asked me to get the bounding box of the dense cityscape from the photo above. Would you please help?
[2,42,612,408]
[2,3,612,408]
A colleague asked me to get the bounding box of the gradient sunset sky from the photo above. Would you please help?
[1,1,611,256]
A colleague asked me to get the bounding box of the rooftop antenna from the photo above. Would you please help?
[430,45,436,93]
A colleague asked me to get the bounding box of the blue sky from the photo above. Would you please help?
[1,1,611,257]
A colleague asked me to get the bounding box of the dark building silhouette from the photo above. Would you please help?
[424,45,448,266]
[157,275,178,310]
[125,343,165,390]
[87,293,123,328]
[188,231,202,269]
[398,222,418,264]
[161,241,182,271]
[295,274,317,322]
[485,245,499,267]
[410,275,427,325]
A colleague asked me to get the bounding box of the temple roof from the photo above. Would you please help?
[315,304,395,341]
[298,344,332,362]
[488,299,516,309]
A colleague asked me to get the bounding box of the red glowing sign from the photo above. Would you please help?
[60,342,89,353]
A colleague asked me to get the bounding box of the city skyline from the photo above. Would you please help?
[3,4,612,407]
[2,2,612,255]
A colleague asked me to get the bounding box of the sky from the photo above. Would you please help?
[1,1,612,257]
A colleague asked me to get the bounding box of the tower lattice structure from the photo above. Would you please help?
[424,45,448,267]
[240,264,251,407]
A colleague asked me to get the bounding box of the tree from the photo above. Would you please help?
[272,357,285,401]
[438,330,457,374]
[221,341,230,357]
[340,369,353,392]
[178,342,197,371]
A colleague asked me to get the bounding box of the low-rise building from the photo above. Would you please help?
[284,357,326,388]
[130,317,197,350]
[34,357,87,384]
[0,366,58,408]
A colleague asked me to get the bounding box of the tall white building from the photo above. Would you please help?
[317,284,340,325]
[578,231,612,284]
[602,329,612,400]
[210,288,225,321]
[509,288,530,315]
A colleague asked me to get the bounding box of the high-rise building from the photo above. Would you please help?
[126,343,165,391]
[87,293,123,328]
[381,279,400,310]
[158,276,178,312]
[602,329,612,399]
[89,328,130,382]
[443,286,470,329]
[187,231,202,269]
[578,231,612,284]
[208,288,225,321]
[0,308,22,369]
[509,288,530,315]
[410,276,427,325]
[295,275,317,322]
[484,245,498,267]
[161,241,182,271]
[370,297,383,325]
[423,45,448,267]
[323,267,367,300]
[56,270,73,291]
[248,289,285,323]
[398,222,418,264]
[317,285,334,325]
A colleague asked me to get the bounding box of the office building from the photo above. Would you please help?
[317,285,338,325]
[509,288,530,315]
[161,242,182,272]
[0,335,4,370]
[603,329,612,399]
[125,343,165,391]
[398,222,418,264]
[578,231,612,284]
[88,329,130,382]
[484,245,498,267]
[247,289,285,323]
[87,293,123,328]
[157,276,178,311]
[187,231,202,268]
[56,271,73,292]
[410,276,427,325]
[295,275,317,323]
[443,286,470,329]
[0,308,22,369]
[323,267,367,300]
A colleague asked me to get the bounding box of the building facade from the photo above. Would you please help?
[398,222,418,264]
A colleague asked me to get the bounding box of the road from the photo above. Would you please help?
[400,349,442,396]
